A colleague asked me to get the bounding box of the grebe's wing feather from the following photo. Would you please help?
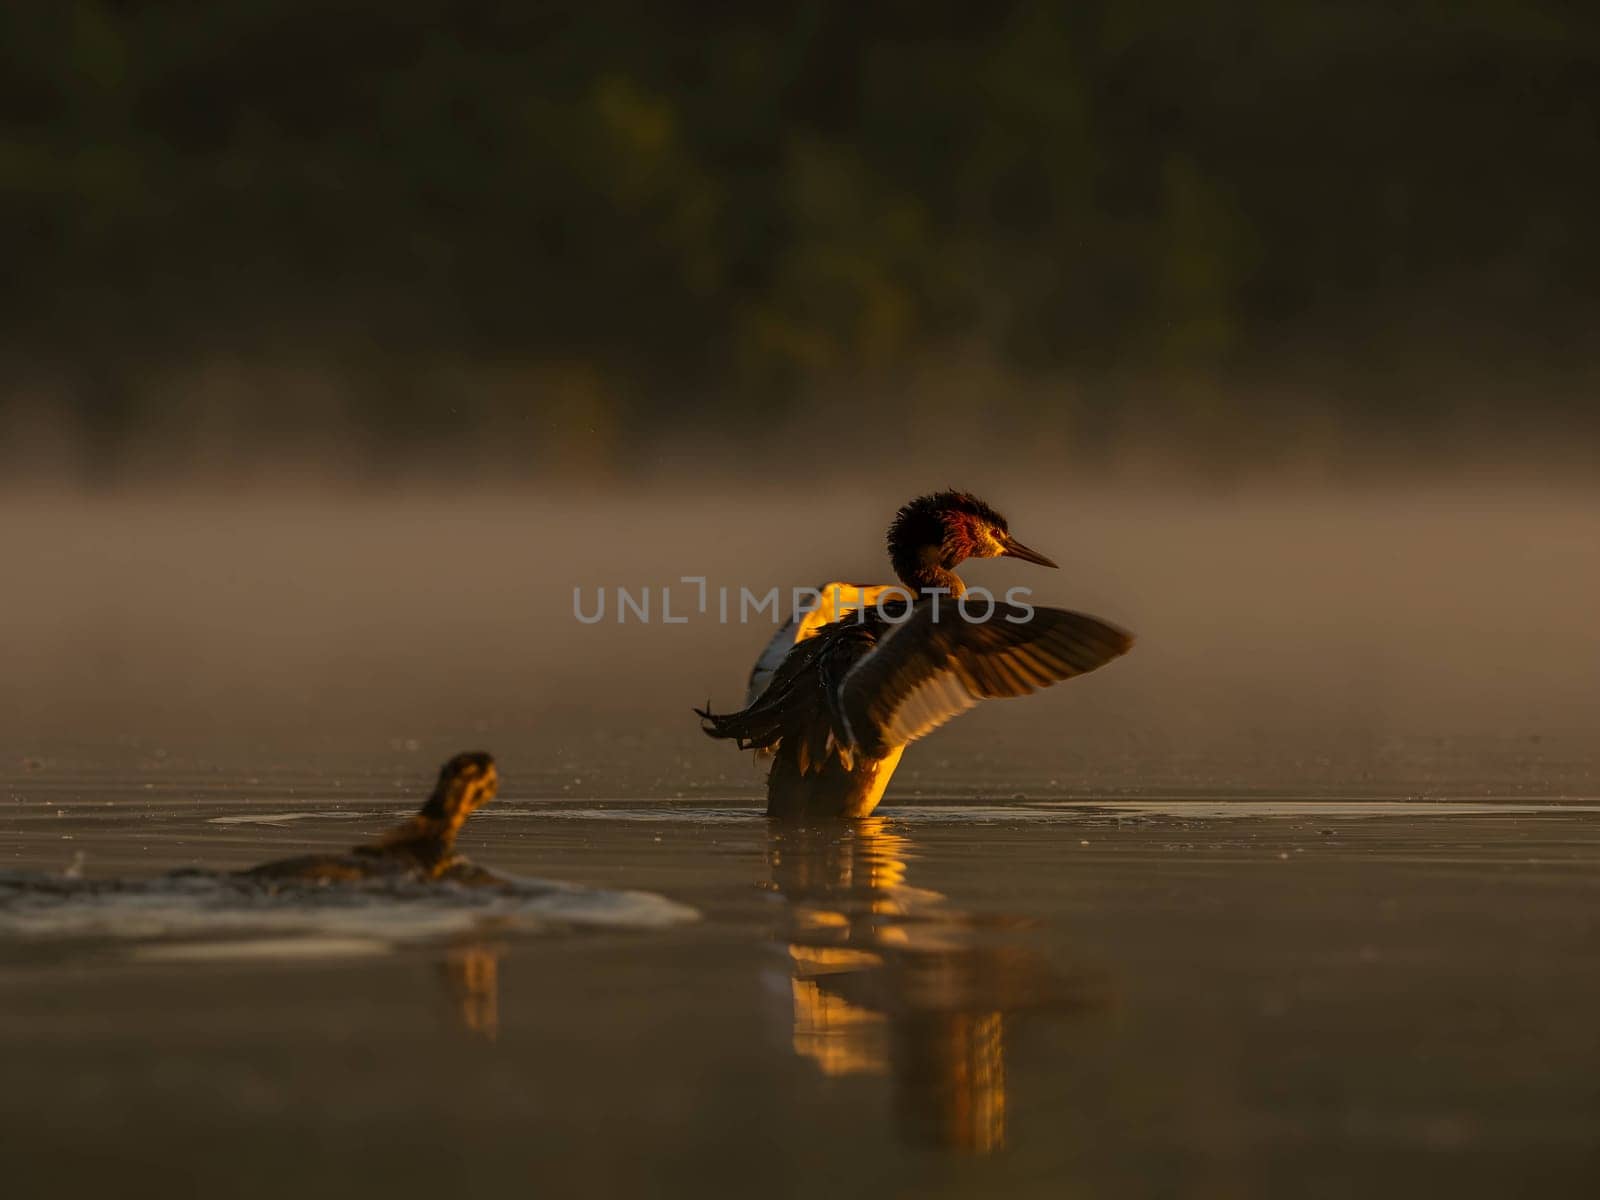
[839,604,1133,757]
[702,600,889,774]
[744,582,901,706]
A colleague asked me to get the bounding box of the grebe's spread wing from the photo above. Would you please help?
[745,582,901,706]
[838,604,1133,758]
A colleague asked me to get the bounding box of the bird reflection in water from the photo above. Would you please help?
[440,941,504,1039]
[768,819,1105,1152]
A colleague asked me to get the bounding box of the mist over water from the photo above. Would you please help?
[4,480,1595,800]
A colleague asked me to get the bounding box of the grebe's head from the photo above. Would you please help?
[887,491,1058,587]
[422,751,499,824]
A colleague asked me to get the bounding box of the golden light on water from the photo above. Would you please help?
[444,943,503,1041]
[789,969,890,1078]
[772,819,1041,1152]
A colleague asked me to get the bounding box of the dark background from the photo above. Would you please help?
[2,1,1597,485]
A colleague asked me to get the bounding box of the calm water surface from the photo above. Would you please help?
[4,764,1599,1197]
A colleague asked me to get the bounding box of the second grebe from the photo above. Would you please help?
[697,492,1133,819]
[240,752,500,883]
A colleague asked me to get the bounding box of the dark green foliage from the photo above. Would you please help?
[2,2,1596,469]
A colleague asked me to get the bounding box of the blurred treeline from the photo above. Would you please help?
[2,1,1597,484]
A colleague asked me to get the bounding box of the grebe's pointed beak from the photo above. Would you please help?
[1000,535,1059,569]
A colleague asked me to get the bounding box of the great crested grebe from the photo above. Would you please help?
[240,751,500,883]
[696,492,1133,819]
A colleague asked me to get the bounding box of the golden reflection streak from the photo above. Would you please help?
[441,941,504,1040]
[768,817,1098,1153]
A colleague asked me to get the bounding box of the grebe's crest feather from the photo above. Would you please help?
[888,491,1008,546]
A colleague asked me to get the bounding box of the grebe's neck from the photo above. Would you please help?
[373,812,455,854]
[380,780,478,852]
[892,558,967,598]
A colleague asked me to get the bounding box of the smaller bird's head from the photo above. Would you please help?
[421,751,499,826]
[887,490,1058,591]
